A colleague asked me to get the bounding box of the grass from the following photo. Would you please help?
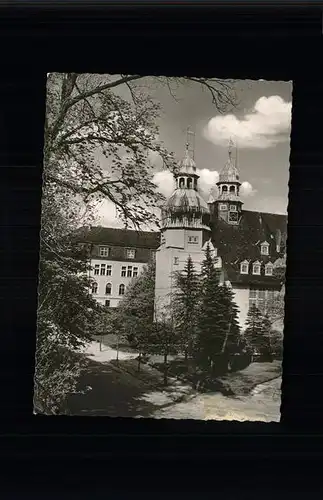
[217,360,282,396]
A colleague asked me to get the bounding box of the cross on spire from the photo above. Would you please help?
[228,137,235,159]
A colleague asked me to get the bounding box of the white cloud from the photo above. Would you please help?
[204,95,292,149]
[240,181,257,197]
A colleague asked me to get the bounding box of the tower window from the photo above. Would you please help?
[105,283,112,295]
[219,204,227,211]
[229,186,236,193]
[91,282,98,294]
[119,284,125,296]
[240,261,249,274]
[222,185,228,193]
[252,262,261,275]
[179,177,185,188]
[265,263,273,276]
[121,266,126,277]
[187,178,193,189]
[193,178,197,190]
[260,242,269,255]
[229,205,237,211]
[99,246,109,257]
[94,264,100,275]
[228,211,239,222]
[188,236,198,244]
[126,248,136,259]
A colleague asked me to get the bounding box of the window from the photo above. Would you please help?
[126,248,136,259]
[94,264,100,275]
[105,299,110,307]
[119,284,125,296]
[91,282,98,294]
[265,264,273,276]
[150,250,156,261]
[133,267,138,278]
[105,283,112,295]
[106,265,112,276]
[229,204,237,211]
[228,211,239,222]
[252,262,261,275]
[127,266,133,278]
[229,186,236,193]
[121,266,126,277]
[99,246,109,257]
[240,261,249,274]
[187,178,193,189]
[249,289,257,299]
[179,177,185,188]
[219,204,227,211]
[100,264,106,276]
[222,185,228,193]
[188,236,198,244]
[260,242,269,255]
[249,289,275,314]
[174,257,179,265]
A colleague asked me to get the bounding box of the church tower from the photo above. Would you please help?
[215,139,243,225]
[154,143,216,321]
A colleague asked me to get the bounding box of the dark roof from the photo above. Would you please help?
[211,209,287,286]
[77,226,160,249]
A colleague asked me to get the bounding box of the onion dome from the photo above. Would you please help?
[165,188,210,215]
[176,147,197,175]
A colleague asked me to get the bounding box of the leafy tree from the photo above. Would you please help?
[172,256,201,364]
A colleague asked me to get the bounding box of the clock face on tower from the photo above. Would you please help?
[228,211,239,222]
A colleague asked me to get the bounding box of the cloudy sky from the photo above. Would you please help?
[96,77,292,227]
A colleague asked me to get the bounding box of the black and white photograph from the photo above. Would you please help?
[34,73,291,420]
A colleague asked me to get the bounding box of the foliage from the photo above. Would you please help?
[244,305,272,357]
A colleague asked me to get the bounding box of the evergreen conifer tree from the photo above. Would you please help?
[244,305,266,356]
[195,243,224,371]
[172,255,200,363]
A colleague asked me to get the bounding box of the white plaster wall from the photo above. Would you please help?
[89,258,147,307]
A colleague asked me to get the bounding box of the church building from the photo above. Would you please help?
[154,140,287,329]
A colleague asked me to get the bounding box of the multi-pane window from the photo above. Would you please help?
[106,265,112,276]
[249,288,277,314]
[100,264,106,275]
[252,262,261,275]
[219,204,227,211]
[188,236,198,244]
[229,204,237,211]
[99,246,109,257]
[91,282,98,294]
[121,266,126,277]
[105,283,112,295]
[127,266,133,278]
[94,264,100,275]
[265,263,273,276]
[126,248,136,259]
[240,261,249,274]
[119,284,125,295]
[105,299,110,307]
[133,267,138,278]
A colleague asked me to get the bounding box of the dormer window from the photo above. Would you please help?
[99,246,110,257]
[126,248,136,259]
[265,263,273,276]
[240,260,249,274]
[260,242,269,256]
[252,261,261,275]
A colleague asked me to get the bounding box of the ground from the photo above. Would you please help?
[64,336,282,421]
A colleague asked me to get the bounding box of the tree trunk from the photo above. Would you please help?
[116,334,120,364]
[99,335,103,352]
[137,352,142,372]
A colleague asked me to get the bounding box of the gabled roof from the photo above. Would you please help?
[77,226,160,249]
[211,209,287,286]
